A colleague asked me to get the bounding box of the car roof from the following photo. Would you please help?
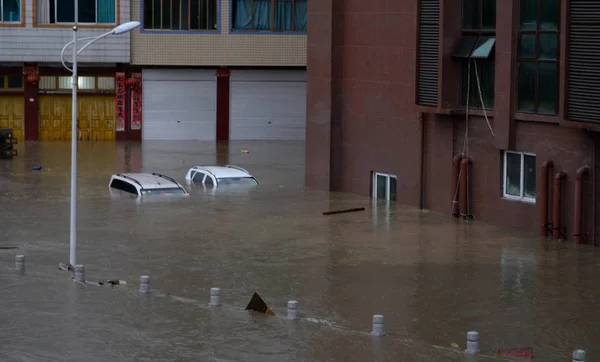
[113,173,183,190]
[192,166,253,178]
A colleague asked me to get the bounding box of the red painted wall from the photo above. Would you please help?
[305,0,600,242]
[23,66,39,140]
[216,69,230,141]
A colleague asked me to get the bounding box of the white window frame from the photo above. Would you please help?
[53,0,117,25]
[372,172,397,201]
[502,151,536,203]
[0,0,22,23]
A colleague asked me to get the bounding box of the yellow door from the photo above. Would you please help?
[0,96,25,141]
[78,95,116,141]
[39,95,70,141]
[39,95,116,141]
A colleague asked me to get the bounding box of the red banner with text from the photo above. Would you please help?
[131,73,142,130]
[115,72,126,132]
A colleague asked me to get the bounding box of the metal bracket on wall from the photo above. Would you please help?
[544,222,553,237]
[460,213,475,220]
[552,226,568,240]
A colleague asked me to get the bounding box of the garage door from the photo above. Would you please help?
[142,69,216,140]
[0,95,24,141]
[38,95,115,141]
[230,70,306,140]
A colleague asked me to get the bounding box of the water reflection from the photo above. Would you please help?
[0,141,599,361]
[500,248,537,298]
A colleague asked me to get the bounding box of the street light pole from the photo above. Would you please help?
[69,1,79,267]
[60,20,141,268]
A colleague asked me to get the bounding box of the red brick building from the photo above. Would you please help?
[305,0,600,244]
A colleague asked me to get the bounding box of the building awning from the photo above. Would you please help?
[452,36,496,59]
[452,36,477,58]
[471,37,496,59]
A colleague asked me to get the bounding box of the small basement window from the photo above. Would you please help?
[372,172,397,201]
[503,151,536,202]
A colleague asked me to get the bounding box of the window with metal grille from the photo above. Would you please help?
[38,76,115,91]
[1,0,22,23]
[452,0,496,109]
[231,0,307,32]
[143,0,218,30]
[516,0,559,115]
[503,151,536,202]
[44,0,116,24]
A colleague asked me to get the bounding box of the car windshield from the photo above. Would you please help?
[141,188,186,195]
[217,177,258,186]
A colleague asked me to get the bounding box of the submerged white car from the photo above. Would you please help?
[109,173,188,197]
[185,165,259,187]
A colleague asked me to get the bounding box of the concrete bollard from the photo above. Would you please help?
[74,264,85,282]
[465,331,480,354]
[15,255,25,270]
[210,287,220,306]
[573,349,586,362]
[287,300,298,320]
[139,275,151,293]
[371,314,385,336]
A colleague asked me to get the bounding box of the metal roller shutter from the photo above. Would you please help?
[230,70,306,140]
[142,69,216,140]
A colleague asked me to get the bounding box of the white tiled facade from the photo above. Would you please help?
[0,0,131,63]
[131,0,306,66]
[0,0,307,66]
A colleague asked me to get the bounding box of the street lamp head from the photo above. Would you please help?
[112,21,140,35]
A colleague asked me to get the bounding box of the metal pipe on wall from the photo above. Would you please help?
[459,157,472,217]
[552,172,567,240]
[593,137,597,245]
[419,113,425,210]
[452,154,463,217]
[540,160,554,237]
[574,167,590,244]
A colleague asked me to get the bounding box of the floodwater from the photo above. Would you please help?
[0,141,599,361]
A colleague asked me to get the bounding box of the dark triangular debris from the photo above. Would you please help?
[245,292,275,315]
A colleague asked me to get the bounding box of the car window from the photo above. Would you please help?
[141,188,186,195]
[204,175,214,186]
[110,179,138,195]
[217,177,258,186]
[192,171,204,182]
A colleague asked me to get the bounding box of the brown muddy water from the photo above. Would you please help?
[0,141,598,361]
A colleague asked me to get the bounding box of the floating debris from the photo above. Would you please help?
[245,292,275,315]
[58,263,75,271]
[323,207,366,216]
[304,317,333,326]
[98,279,126,286]
[498,347,533,359]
